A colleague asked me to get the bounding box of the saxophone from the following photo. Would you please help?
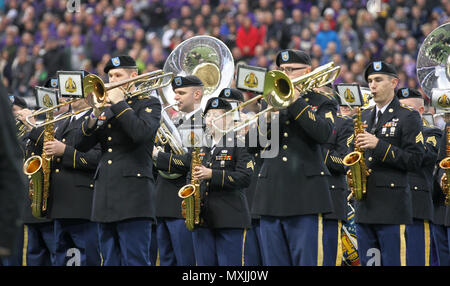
[23,111,54,218]
[439,124,450,205]
[343,107,371,200]
[178,131,203,231]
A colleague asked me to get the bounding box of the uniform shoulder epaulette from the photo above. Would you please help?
[137,95,151,100]
[400,103,413,111]
[315,90,336,102]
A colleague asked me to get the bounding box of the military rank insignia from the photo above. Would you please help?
[416,132,424,144]
[426,136,437,147]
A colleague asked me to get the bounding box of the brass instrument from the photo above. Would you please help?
[23,110,55,218]
[83,69,174,111]
[343,107,371,201]
[212,61,341,134]
[161,35,234,111]
[16,118,28,137]
[154,36,232,179]
[439,124,450,205]
[178,132,203,231]
[154,102,188,180]
[416,22,450,205]
[25,103,91,129]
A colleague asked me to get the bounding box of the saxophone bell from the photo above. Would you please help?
[343,107,370,201]
[439,156,450,205]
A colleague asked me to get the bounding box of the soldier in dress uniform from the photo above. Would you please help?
[74,55,162,266]
[43,71,101,266]
[434,117,450,266]
[396,87,442,266]
[218,88,264,265]
[354,61,425,266]
[252,49,337,266]
[319,86,354,266]
[151,75,204,266]
[16,76,63,266]
[189,97,253,266]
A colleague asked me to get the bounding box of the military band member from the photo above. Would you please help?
[43,74,102,266]
[252,49,337,266]
[152,75,204,266]
[218,87,264,265]
[397,88,442,266]
[435,117,450,266]
[17,77,64,266]
[74,55,162,266]
[354,61,425,266]
[189,97,253,266]
[320,87,354,266]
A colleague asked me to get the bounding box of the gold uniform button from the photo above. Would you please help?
[206,182,210,187]
[390,183,395,187]
[368,157,373,161]
[331,185,335,189]
[285,120,290,125]
[205,192,209,196]
[108,137,112,141]
[62,138,66,142]
[128,100,132,104]
[282,157,287,162]
[108,160,112,165]
[108,148,112,153]
[108,124,112,129]
[56,158,61,163]
[90,184,94,188]
[283,145,288,150]
[284,132,288,138]
[137,173,141,177]
[255,153,259,157]
[55,169,60,173]
[320,171,325,175]
[414,186,418,190]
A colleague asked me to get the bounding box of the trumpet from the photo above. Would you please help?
[83,70,174,111]
[212,62,341,134]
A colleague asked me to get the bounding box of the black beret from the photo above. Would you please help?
[364,61,398,82]
[218,88,244,102]
[203,97,232,116]
[171,75,204,90]
[104,55,137,74]
[11,95,27,108]
[276,49,312,67]
[396,88,422,100]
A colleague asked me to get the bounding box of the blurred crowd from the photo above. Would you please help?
[0,0,449,105]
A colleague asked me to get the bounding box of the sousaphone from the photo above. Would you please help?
[161,35,234,111]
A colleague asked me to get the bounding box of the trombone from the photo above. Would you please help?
[24,100,91,129]
[83,69,174,111]
[212,61,341,134]
[25,70,174,129]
